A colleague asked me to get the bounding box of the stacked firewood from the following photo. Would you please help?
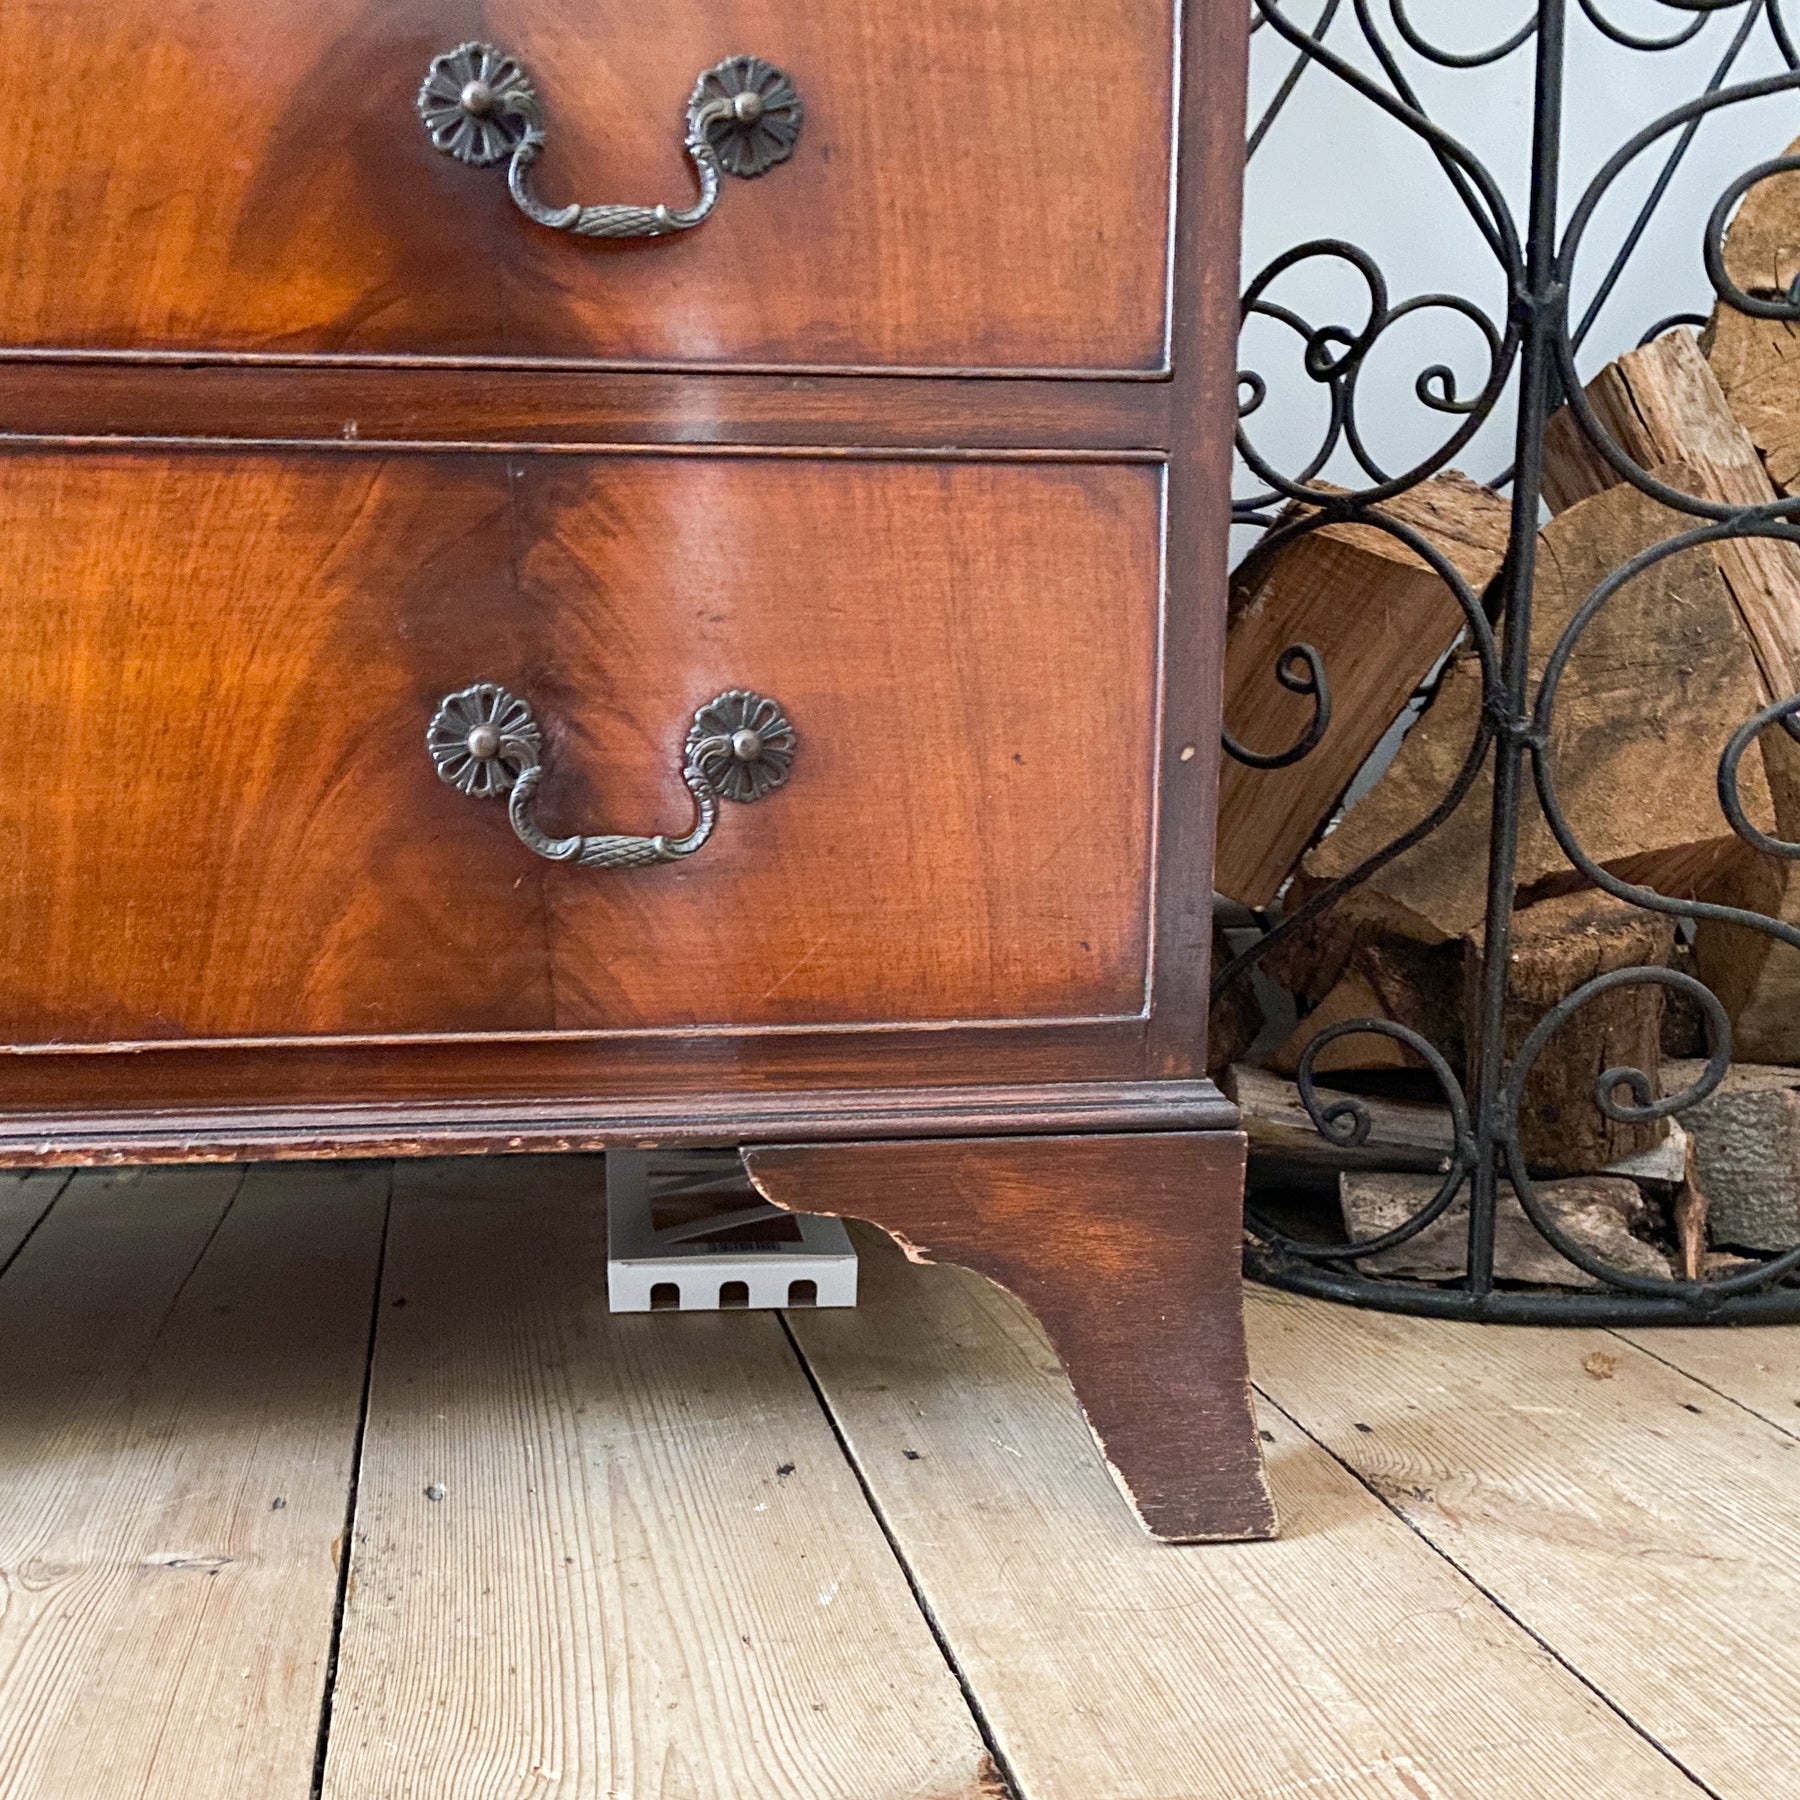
[1218,138,1800,1284]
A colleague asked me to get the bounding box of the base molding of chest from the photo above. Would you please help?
[0,1078,1235,1169]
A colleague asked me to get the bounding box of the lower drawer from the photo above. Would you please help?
[3,449,1162,1047]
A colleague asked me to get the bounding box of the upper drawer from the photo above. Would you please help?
[5,2,1176,373]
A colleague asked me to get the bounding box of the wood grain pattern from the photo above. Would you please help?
[0,0,1173,373]
[1248,1286,1800,1797]
[12,1160,1796,1794]
[746,1131,1274,1542]
[0,1162,387,1800]
[322,1155,993,1800]
[788,1227,1704,1800]
[523,457,1158,1033]
[1299,465,1777,942]
[0,450,1158,1047]
[0,364,1173,453]
[2,451,549,1044]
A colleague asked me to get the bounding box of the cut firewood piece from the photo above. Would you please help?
[1228,1063,1691,1185]
[1704,1249,1767,1279]
[1215,472,1511,907]
[1688,697,1800,1067]
[1256,903,1381,1009]
[1702,132,1800,496]
[1267,934,1464,1078]
[1610,1122,1695,1188]
[1662,1060,1800,1252]
[1339,1171,1674,1287]
[1229,1063,1459,1178]
[1541,328,1800,1055]
[1543,326,1800,710]
[1465,889,1675,1174]
[1296,463,1776,944]
[1546,327,1788,513]
[1286,644,1492,945]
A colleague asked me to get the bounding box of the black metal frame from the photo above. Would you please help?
[1225,0,1800,1323]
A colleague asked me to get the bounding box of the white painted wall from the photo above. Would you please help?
[1238,3,1799,508]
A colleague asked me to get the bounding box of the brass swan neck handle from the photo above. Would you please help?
[427,685,796,872]
[417,44,803,241]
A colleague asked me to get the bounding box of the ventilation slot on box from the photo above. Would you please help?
[606,1149,858,1313]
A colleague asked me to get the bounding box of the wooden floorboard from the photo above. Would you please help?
[0,1169,68,1271]
[319,1156,992,1800]
[0,1162,387,1800]
[787,1224,1701,1800]
[1247,1284,1800,1798]
[1617,1325,1800,1442]
[6,1156,1794,1799]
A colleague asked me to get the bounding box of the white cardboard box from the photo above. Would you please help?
[606,1149,858,1313]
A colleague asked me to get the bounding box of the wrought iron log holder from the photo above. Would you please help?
[1225,0,1800,1323]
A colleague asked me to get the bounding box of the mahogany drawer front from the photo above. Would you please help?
[1,449,1161,1048]
[4,1,1174,374]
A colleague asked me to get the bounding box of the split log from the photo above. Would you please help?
[1662,1060,1800,1252]
[1543,323,1800,1057]
[1465,889,1675,1173]
[1543,326,1800,726]
[1266,933,1464,1078]
[1228,1063,1690,1185]
[1229,1062,1460,1178]
[1702,132,1800,497]
[1660,941,1711,1059]
[1606,1123,1694,1190]
[1294,461,1775,945]
[1215,472,1511,906]
[1339,1171,1674,1286]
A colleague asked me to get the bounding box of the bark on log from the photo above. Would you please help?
[1228,1063,1690,1184]
[1661,1060,1800,1252]
[1466,889,1675,1174]
[1340,1171,1674,1286]
[1216,473,1511,906]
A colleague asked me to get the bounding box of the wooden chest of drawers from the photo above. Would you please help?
[0,1,1269,1540]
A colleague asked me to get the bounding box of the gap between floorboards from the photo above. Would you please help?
[308,1165,396,1800]
[776,1309,1025,1800]
[1606,1326,1800,1445]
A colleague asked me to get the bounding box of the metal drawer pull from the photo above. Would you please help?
[417,43,803,240]
[427,683,795,870]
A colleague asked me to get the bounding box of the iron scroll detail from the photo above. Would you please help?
[416,44,802,240]
[426,683,795,871]
[1222,0,1800,1326]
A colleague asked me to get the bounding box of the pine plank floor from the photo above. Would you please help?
[0,1156,1792,1799]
